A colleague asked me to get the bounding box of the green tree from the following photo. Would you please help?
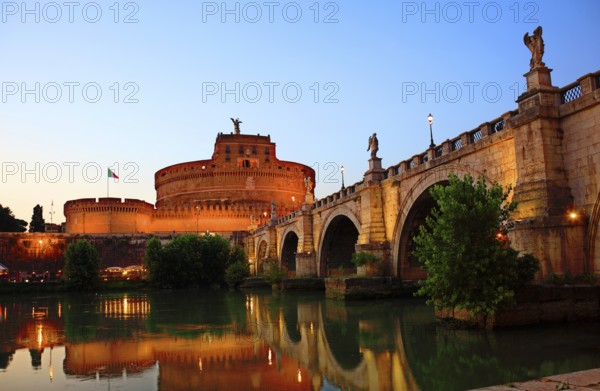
[29,204,45,232]
[230,245,246,265]
[144,234,239,288]
[0,204,27,232]
[63,240,102,290]
[414,173,538,322]
[225,246,249,289]
[144,236,163,282]
[225,260,250,289]
[159,234,202,288]
[198,233,232,285]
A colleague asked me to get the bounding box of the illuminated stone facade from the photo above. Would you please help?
[64,131,315,235]
[248,68,600,279]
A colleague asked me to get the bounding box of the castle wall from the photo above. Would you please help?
[64,198,154,234]
[154,133,314,212]
[0,233,179,276]
[64,132,315,235]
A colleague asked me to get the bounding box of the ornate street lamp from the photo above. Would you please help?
[195,204,199,235]
[428,113,435,149]
[340,165,345,190]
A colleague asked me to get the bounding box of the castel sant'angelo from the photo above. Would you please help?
[64,119,316,235]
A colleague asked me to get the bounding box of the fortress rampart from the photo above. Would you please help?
[64,130,315,234]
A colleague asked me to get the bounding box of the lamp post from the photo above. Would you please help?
[340,165,345,190]
[428,113,435,149]
[195,204,199,235]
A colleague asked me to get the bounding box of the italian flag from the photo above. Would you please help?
[108,168,119,179]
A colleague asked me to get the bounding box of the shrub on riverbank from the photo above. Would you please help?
[414,174,539,324]
[63,239,102,290]
[225,260,250,289]
[144,234,248,289]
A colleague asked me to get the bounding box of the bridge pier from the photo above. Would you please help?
[267,225,278,260]
[296,252,317,276]
[356,158,392,274]
[355,242,391,274]
[509,66,588,276]
[296,201,317,276]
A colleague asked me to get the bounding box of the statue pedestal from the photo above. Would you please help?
[364,158,385,183]
[524,66,553,91]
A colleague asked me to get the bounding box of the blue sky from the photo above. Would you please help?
[1,0,598,223]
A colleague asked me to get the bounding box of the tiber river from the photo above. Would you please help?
[1,290,600,391]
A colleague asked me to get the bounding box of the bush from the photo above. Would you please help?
[414,173,540,321]
[144,234,243,288]
[225,261,250,289]
[263,261,285,285]
[63,239,102,290]
[144,236,162,282]
[513,252,540,287]
[351,251,381,267]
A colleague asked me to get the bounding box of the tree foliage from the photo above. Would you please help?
[144,234,247,288]
[351,251,381,267]
[414,173,539,320]
[63,240,102,290]
[0,204,27,232]
[29,204,45,232]
[225,259,250,289]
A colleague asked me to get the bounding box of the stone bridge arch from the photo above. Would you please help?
[392,165,490,279]
[279,225,301,275]
[317,207,361,277]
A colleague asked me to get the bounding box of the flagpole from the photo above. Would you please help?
[107,170,109,197]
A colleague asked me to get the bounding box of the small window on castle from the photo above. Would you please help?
[243,159,251,168]
[226,156,230,161]
[265,148,270,155]
[252,146,257,154]
[239,146,244,154]
[265,156,270,162]
[225,145,230,153]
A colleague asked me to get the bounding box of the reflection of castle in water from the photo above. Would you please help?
[0,293,422,390]
[4,293,600,389]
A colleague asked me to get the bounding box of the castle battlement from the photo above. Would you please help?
[64,127,314,234]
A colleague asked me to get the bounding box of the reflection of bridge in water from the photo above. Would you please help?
[0,293,427,390]
[59,293,425,390]
[249,294,422,391]
[4,292,600,390]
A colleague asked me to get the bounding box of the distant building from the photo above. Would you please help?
[64,128,315,235]
[44,223,63,233]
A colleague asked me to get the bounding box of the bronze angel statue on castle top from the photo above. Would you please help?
[230,118,242,134]
[523,26,545,70]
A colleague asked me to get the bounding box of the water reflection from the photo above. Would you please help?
[1,291,600,390]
